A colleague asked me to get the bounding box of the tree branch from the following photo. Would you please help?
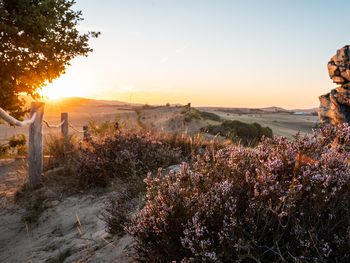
[0,107,36,127]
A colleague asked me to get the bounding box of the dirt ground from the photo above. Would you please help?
[0,160,136,263]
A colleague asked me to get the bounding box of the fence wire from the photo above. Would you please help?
[43,119,65,128]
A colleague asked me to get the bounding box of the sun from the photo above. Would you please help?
[39,77,86,101]
[39,87,61,100]
[39,85,66,101]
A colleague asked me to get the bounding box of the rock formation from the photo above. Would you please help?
[319,45,350,124]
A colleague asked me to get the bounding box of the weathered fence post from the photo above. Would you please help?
[29,102,45,189]
[61,112,69,140]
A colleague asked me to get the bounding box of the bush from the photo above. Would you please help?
[0,134,27,157]
[74,130,184,189]
[183,108,202,122]
[202,120,273,146]
[88,117,121,138]
[199,111,222,122]
[44,133,79,171]
[103,192,140,235]
[100,130,228,236]
[128,124,350,262]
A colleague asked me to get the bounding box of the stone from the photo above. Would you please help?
[327,63,338,77]
[340,69,350,81]
[319,45,350,125]
[331,76,345,85]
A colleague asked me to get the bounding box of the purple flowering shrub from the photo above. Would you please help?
[74,129,224,189]
[128,124,350,262]
[75,130,184,188]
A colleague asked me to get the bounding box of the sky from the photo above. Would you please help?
[41,0,350,109]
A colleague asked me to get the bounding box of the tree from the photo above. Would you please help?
[0,0,99,119]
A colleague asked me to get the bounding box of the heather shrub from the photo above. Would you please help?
[102,130,228,235]
[128,124,350,262]
[103,192,140,235]
[74,130,184,189]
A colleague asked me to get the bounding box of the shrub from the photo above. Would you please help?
[128,124,350,262]
[202,120,273,146]
[199,111,222,122]
[44,134,79,167]
[103,192,140,235]
[181,108,222,123]
[183,108,201,122]
[100,130,228,236]
[0,134,27,157]
[74,130,184,189]
[88,117,121,138]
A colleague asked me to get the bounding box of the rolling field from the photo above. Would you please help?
[200,108,319,138]
[0,98,319,143]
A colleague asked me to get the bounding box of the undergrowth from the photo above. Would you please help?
[128,123,350,262]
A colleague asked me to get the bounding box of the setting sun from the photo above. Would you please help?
[39,72,90,100]
[40,86,65,100]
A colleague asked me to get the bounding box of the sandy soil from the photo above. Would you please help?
[0,160,136,263]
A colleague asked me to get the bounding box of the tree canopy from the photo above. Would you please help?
[0,0,99,119]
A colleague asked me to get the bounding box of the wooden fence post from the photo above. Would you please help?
[29,102,45,189]
[61,112,69,140]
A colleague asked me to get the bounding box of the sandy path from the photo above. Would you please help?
[0,159,28,208]
[0,160,136,262]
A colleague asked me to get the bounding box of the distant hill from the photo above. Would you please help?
[260,106,289,113]
[46,97,132,107]
[21,96,132,107]
[199,106,317,114]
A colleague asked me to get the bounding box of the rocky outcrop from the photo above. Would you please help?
[319,46,350,124]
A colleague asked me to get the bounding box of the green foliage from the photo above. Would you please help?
[199,111,222,122]
[0,134,27,156]
[183,108,201,122]
[87,117,121,138]
[202,120,273,146]
[182,108,221,123]
[0,0,99,118]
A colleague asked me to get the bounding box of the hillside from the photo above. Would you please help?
[0,98,319,143]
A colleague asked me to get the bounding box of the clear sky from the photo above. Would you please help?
[42,0,350,109]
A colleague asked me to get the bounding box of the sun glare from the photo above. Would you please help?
[39,77,88,101]
[39,86,62,100]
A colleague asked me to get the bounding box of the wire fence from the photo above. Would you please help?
[0,102,89,189]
